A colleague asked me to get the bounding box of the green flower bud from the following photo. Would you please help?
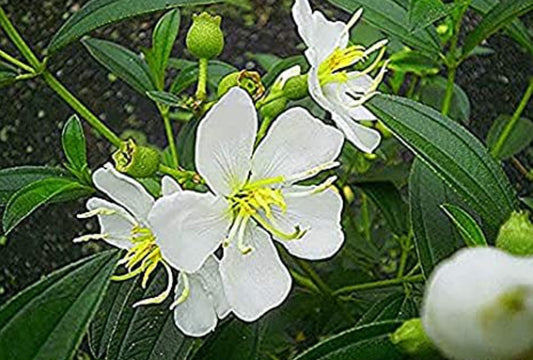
[186,12,224,60]
[390,319,439,359]
[217,70,265,100]
[496,211,533,256]
[282,74,309,100]
[259,96,288,121]
[112,139,160,178]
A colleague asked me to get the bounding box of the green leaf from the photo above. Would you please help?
[47,0,223,53]
[326,0,441,54]
[0,166,71,206]
[83,37,156,94]
[0,61,18,87]
[0,250,120,360]
[146,90,182,107]
[147,9,181,88]
[250,53,282,72]
[356,182,409,235]
[410,160,465,277]
[441,203,488,247]
[62,115,88,172]
[408,0,455,33]
[192,319,263,360]
[2,177,94,234]
[388,49,441,76]
[368,95,516,235]
[486,115,533,160]
[520,197,533,211]
[293,321,404,360]
[419,76,470,123]
[470,0,533,55]
[356,292,406,326]
[463,0,533,57]
[169,60,237,95]
[89,268,195,360]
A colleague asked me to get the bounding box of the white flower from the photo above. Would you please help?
[422,247,533,360]
[292,0,388,153]
[150,87,345,322]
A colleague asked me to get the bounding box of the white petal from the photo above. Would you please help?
[221,226,292,322]
[194,256,231,318]
[292,0,348,66]
[251,107,344,183]
[161,176,182,196]
[149,191,230,273]
[196,88,257,196]
[92,163,154,222]
[174,272,218,337]
[85,197,135,249]
[332,114,381,153]
[422,247,533,360]
[273,187,344,260]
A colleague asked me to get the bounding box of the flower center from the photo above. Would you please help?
[225,187,305,255]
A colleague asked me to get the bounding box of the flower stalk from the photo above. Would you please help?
[196,58,209,101]
[332,274,425,296]
[158,104,179,168]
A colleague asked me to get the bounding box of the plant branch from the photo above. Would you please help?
[0,48,34,73]
[491,78,533,158]
[332,275,425,296]
[158,105,179,168]
[0,6,41,69]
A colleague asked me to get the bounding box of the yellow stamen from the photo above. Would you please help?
[169,273,191,310]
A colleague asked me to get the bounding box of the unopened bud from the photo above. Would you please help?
[496,211,533,256]
[391,319,438,359]
[283,74,309,100]
[112,139,160,178]
[259,97,288,121]
[186,12,224,60]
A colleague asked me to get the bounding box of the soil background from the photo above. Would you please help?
[1,0,532,310]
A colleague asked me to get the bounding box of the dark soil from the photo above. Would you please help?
[1,0,532,306]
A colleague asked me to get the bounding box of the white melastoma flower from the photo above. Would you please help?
[422,247,533,360]
[149,87,345,323]
[291,0,388,153]
[75,165,231,336]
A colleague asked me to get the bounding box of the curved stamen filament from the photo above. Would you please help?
[285,176,338,198]
[169,273,191,310]
[286,161,340,184]
[224,214,244,247]
[252,213,306,241]
[133,261,174,308]
[73,233,108,243]
[237,216,253,255]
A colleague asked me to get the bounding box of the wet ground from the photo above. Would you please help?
[1,0,532,306]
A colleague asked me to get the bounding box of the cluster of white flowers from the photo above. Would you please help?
[74,0,390,338]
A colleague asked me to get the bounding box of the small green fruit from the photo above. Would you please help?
[496,211,533,256]
[186,12,224,60]
[259,97,288,121]
[113,139,160,178]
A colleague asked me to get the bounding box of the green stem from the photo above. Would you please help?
[491,78,533,158]
[0,48,34,73]
[255,115,273,147]
[43,71,122,147]
[0,6,122,148]
[397,245,408,278]
[332,275,425,296]
[0,7,41,69]
[196,58,208,101]
[361,193,371,242]
[295,258,332,296]
[290,270,320,294]
[159,105,179,168]
[441,65,457,116]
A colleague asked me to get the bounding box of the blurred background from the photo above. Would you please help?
[0,0,532,339]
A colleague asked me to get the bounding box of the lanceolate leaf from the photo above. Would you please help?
[83,37,156,95]
[192,319,263,360]
[408,0,454,33]
[89,268,195,360]
[356,292,406,326]
[356,182,409,236]
[146,90,182,107]
[419,76,470,123]
[0,166,71,206]
[409,160,464,277]
[326,0,441,55]
[441,204,488,247]
[463,0,533,57]
[48,0,224,53]
[367,95,516,234]
[0,250,120,360]
[470,0,533,55]
[62,115,88,171]
[2,177,94,234]
[293,321,404,360]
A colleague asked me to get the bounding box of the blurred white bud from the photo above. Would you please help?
[422,247,533,360]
